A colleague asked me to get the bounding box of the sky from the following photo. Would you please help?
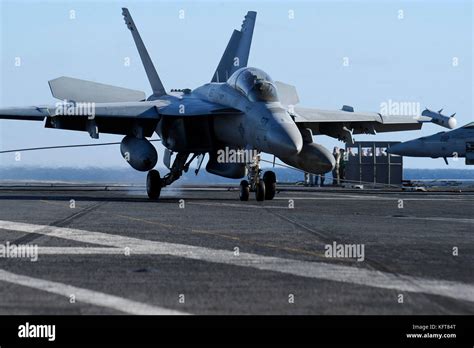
[0,0,472,170]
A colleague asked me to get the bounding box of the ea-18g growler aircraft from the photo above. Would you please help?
[388,119,473,165]
[0,8,454,201]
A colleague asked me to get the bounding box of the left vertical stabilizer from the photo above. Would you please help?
[122,8,166,97]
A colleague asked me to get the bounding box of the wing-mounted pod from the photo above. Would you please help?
[120,135,158,171]
[421,108,457,129]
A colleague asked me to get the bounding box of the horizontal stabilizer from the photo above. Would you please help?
[49,77,146,103]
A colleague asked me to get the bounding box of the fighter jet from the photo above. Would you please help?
[0,9,453,201]
[388,120,474,165]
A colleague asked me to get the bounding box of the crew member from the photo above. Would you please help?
[339,149,347,184]
[332,147,341,185]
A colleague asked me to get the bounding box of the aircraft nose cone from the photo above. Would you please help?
[386,143,403,156]
[388,140,420,156]
[387,141,413,156]
[267,122,303,158]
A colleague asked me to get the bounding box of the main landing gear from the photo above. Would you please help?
[146,151,277,202]
[239,153,276,202]
[146,152,192,200]
[146,169,162,199]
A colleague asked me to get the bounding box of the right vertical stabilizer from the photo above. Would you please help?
[211,11,257,82]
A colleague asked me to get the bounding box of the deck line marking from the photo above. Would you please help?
[189,203,473,223]
[394,216,474,224]
[0,269,188,315]
[1,220,473,303]
[188,202,287,209]
[275,196,473,202]
[38,247,124,254]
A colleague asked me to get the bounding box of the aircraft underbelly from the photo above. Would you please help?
[431,142,465,157]
[157,116,214,153]
[213,114,246,148]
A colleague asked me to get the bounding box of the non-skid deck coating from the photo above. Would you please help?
[0,185,472,314]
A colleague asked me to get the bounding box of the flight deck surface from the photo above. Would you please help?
[0,184,472,315]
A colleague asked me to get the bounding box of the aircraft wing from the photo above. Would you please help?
[0,107,50,121]
[0,101,163,138]
[293,106,431,143]
[0,97,241,138]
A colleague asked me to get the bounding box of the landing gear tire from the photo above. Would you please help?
[263,171,276,200]
[147,169,162,200]
[255,180,266,202]
[239,180,250,201]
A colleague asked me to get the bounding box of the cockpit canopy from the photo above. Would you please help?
[227,67,279,102]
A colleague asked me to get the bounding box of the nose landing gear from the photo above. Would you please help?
[239,180,250,201]
[263,170,276,200]
[255,180,266,201]
[239,152,276,201]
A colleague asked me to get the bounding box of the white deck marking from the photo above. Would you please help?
[274,195,473,202]
[188,202,287,209]
[394,216,474,224]
[188,194,441,208]
[1,220,474,304]
[0,269,188,315]
[38,247,126,255]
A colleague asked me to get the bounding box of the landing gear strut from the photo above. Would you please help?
[146,152,190,200]
[239,152,277,201]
